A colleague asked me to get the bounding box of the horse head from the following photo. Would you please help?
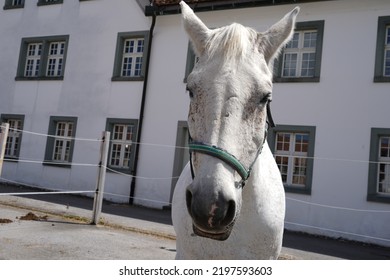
[180,1,299,241]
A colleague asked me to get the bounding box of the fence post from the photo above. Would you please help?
[0,123,10,177]
[91,131,110,225]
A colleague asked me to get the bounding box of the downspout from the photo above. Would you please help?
[129,9,157,205]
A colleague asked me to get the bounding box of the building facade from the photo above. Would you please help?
[0,0,389,247]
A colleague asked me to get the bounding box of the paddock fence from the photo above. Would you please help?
[0,123,389,247]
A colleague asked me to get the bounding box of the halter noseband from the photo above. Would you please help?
[189,101,276,188]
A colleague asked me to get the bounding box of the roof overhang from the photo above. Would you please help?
[138,0,334,16]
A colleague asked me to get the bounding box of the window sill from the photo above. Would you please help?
[3,5,24,9]
[373,76,390,83]
[15,76,64,81]
[37,1,63,6]
[4,156,19,162]
[111,76,144,82]
[367,193,390,204]
[285,185,311,195]
[106,166,132,175]
[274,76,320,83]
[42,162,72,168]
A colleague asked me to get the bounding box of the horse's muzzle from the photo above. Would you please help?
[186,188,237,241]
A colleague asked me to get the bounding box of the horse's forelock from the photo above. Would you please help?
[205,23,258,62]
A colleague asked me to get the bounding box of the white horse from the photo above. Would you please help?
[172,1,299,259]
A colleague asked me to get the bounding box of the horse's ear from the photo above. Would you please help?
[180,1,211,56]
[259,6,300,64]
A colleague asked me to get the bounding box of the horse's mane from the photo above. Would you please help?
[205,23,258,62]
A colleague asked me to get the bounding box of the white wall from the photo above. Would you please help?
[0,0,150,202]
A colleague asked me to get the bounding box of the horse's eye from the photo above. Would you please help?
[186,87,194,99]
[260,92,272,104]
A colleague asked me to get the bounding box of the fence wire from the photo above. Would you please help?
[1,124,389,165]
[0,126,389,245]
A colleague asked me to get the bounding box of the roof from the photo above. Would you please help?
[154,0,215,5]
[141,0,334,16]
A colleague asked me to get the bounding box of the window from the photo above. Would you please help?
[121,38,144,77]
[374,16,390,82]
[37,0,63,6]
[282,31,317,77]
[16,35,69,80]
[268,125,316,194]
[171,121,190,199]
[385,26,390,77]
[46,42,65,77]
[378,137,390,193]
[52,122,74,162]
[112,31,150,81]
[0,114,24,160]
[44,116,77,167]
[106,119,138,174]
[3,0,24,9]
[274,21,324,83]
[367,128,390,203]
[184,42,198,82]
[24,43,42,77]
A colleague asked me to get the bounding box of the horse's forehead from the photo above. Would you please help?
[189,24,272,95]
[192,58,272,95]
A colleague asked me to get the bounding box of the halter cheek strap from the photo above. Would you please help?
[188,101,275,188]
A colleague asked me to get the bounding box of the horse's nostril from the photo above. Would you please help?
[222,200,236,227]
[186,189,193,215]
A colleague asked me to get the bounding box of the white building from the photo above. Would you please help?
[0,0,389,247]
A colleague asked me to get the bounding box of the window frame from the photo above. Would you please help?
[0,114,24,160]
[268,125,316,195]
[44,116,77,168]
[37,0,63,6]
[112,31,150,82]
[374,16,390,83]
[16,35,69,81]
[367,128,390,203]
[105,118,138,174]
[3,0,24,9]
[273,20,324,83]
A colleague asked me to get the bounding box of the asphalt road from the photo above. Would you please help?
[0,204,176,260]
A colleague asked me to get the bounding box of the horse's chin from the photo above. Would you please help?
[192,224,233,241]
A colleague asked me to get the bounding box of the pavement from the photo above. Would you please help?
[0,203,177,260]
[0,183,389,260]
